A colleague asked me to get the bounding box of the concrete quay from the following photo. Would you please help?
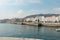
[42,23,60,27]
[10,21,60,27]
[22,22,42,26]
[22,22,60,27]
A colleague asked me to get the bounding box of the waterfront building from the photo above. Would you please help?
[42,16,59,23]
[25,17,35,22]
[58,15,60,22]
[38,16,45,23]
[44,16,56,23]
[24,14,60,23]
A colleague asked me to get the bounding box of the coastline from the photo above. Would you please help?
[1,22,60,27]
[42,23,60,27]
[15,22,60,27]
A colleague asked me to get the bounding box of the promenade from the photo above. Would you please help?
[0,37,43,40]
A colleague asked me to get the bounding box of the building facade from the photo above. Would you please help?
[24,15,60,23]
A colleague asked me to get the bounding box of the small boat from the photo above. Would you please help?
[56,28,60,32]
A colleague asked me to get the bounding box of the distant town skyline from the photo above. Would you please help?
[0,0,60,19]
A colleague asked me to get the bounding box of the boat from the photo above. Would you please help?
[56,28,60,32]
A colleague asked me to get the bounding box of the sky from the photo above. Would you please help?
[0,0,60,19]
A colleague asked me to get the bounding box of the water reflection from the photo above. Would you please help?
[37,26,60,40]
[0,23,60,40]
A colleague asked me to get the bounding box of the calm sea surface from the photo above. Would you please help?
[0,23,60,40]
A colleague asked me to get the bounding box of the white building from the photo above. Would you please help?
[38,16,45,23]
[25,17,35,22]
[24,15,60,23]
[58,15,60,22]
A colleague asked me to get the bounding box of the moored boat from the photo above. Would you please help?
[56,28,60,32]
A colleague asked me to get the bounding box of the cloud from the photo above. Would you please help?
[0,9,40,19]
[52,8,60,13]
[29,0,41,3]
[0,13,15,19]
[15,0,27,5]
[0,0,26,6]
[15,10,26,18]
[0,0,42,6]
[53,8,60,11]
[15,9,41,18]
[0,9,55,19]
[28,10,40,15]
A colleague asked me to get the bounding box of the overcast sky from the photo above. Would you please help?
[0,0,60,19]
